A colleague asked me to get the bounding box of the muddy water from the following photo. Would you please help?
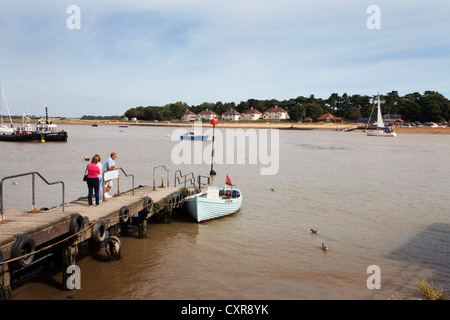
[2,124,448,300]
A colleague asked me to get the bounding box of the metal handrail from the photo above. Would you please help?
[153,165,170,191]
[174,170,195,188]
[102,167,134,201]
[0,171,65,222]
[197,175,210,190]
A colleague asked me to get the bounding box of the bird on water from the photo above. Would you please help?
[322,243,328,251]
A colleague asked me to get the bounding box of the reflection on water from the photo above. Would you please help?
[2,125,449,300]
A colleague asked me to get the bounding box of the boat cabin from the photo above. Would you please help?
[36,121,57,133]
[14,123,35,135]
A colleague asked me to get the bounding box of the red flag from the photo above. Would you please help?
[225,170,232,186]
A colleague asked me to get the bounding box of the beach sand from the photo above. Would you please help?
[54,118,450,134]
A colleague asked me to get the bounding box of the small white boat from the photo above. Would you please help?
[0,125,13,135]
[366,94,397,137]
[180,130,210,141]
[184,186,242,222]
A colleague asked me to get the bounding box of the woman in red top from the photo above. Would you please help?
[86,154,102,206]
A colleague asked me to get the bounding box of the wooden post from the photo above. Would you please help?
[137,218,148,238]
[62,243,78,290]
[0,263,12,300]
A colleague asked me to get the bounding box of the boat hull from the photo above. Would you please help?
[184,189,242,222]
[0,126,14,135]
[180,135,210,140]
[0,131,68,142]
[366,131,396,137]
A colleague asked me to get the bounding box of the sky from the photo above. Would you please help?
[0,0,449,118]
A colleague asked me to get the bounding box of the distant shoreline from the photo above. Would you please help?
[13,118,450,134]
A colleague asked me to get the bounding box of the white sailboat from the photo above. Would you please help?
[366,94,397,137]
[0,81,14,135]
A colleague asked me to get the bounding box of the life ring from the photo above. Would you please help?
[69,213,85,235]
[92,220,107,243]
[105,236,121,260]
[143,196,153,214]
[119,206,130,223]
[11,235,36,268]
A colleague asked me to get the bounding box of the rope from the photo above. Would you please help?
[0,197,187,267]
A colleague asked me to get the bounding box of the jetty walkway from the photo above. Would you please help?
[0,166,202,300]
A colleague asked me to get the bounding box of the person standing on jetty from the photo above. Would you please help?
[87,154,102,206]
[96,155,103,202]
[103,152,117,199]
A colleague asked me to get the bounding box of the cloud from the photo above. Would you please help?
[0,0,449,117]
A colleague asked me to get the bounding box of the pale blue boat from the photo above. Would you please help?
[184,186,242,222]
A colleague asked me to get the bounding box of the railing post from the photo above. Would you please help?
[0,171,65,219]
[31,173,37,212]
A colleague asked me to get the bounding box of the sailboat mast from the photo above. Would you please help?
[0,81,14,127]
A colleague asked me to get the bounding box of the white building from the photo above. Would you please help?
[240,107,263,121]
[197,108,218,120]
[181,109,197,121]
[263,106,289,120]
[221,109,240,121]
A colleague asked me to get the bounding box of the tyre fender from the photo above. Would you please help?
[69,213,85,235]
[143,196,153,214]
[11,235,36,268]
[105,236,121,260]
[119,206,130,223]
[92,220,107,243]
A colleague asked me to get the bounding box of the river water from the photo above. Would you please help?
[3,124,449,300]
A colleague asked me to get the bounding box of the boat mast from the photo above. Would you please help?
[0,81,14,127]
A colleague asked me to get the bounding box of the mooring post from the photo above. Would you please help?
[0,263,12,300]
[137,217,148,238]
[62,242,79,290]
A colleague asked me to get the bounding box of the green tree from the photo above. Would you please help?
[346,106,361,120]
[289,104,306,122]
[305,102,324,121]
[420,91,449,122]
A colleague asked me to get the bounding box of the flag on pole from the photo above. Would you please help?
[225,170,232,186]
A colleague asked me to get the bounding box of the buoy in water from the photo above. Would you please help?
[41,139,45,143]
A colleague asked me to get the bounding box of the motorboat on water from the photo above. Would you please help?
[180,130,211,141]
[183,172,242,222]
[0,107,68,142]
[184,186,242,222]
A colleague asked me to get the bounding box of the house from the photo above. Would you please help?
[221,109,240,121]
[181,109,197,121]
[263,106,289,120]
[317,113,342,123]
[304,117,313,123]
[383,114,402,125]
[240,107,263,121]
[197,108,218,120]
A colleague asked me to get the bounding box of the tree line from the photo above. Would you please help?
[123,91,450,123]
